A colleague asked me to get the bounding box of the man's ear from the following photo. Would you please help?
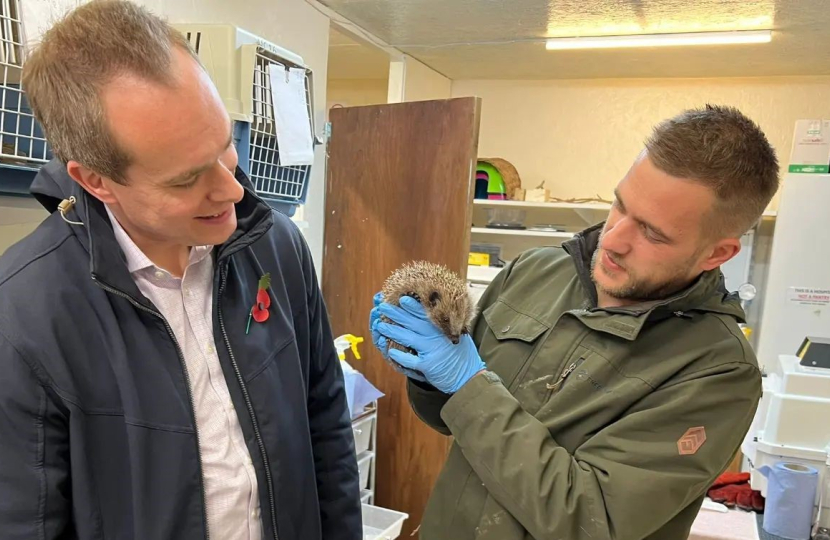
[66,160,118,204]
[699,238,741,272]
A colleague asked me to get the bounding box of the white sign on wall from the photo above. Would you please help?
[787,287,830,307]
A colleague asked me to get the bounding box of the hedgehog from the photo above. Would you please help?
[381,261,477,359]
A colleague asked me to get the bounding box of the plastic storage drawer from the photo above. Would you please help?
[352,415,374,455]
[357,451,373,490]
[362,503,408,540]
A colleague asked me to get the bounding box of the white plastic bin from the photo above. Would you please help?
[360,489,373,504]
[357,451,374,490]
[362,503,408,540]
[352,415,374,456]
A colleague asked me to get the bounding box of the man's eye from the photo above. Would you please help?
[643,226,664,243]
[175,176,199,189]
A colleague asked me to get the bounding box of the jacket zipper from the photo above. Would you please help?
[92,277,211,540]
[218,264,280,540]
[546,359,580,393]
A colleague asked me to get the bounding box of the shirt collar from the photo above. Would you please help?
[104,205,213,276]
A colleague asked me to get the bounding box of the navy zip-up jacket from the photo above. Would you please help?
[0,159,362,539]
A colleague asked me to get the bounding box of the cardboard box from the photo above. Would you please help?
[789,119,830,174]
[525,188,550,202]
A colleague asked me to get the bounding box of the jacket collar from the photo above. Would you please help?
[30,159,274,306]
[562,222,745,340]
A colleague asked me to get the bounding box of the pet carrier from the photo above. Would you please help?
[0,0,53,194]
[176,24,318,217]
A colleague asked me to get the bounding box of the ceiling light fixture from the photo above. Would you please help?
[545,30,772,50]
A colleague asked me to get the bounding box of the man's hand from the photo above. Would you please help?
[369,293,428,382]
[372,296,485,394]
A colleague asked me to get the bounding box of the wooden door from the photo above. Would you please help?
[322,97,481,537]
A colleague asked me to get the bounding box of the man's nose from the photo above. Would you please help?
[209,163,245,204]
[601,217,635,256]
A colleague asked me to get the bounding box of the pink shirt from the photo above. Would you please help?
[106,206,262,540]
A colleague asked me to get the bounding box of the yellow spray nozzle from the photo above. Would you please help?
[334,334,364,361]
[347,335,364,360]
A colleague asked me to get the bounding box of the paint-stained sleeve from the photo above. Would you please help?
[406,258,518,435]
[439,359,761,539]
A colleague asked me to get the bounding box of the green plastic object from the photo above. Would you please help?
[477,162,505,195]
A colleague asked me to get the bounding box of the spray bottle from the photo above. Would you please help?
[334,334,364,362]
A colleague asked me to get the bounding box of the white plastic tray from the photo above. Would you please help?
[362,503,408,540]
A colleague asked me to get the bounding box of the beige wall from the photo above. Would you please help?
[23,0,331,273]
[403,56,452,102]
[452,76,830,209]
[0,196,48,255]
[0,223,40,255]
[327,78,388,111]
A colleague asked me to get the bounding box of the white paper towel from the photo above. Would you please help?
[268,63,314,166]
[759,462,819,540]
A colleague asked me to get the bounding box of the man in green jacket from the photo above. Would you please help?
[371,105,779,539]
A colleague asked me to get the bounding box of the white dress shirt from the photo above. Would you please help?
[106,206,262,540]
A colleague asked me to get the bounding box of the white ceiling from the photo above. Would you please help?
[319,0,830,80]
[328,27,391,80]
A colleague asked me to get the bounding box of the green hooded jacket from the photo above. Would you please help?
[408,224,761,540]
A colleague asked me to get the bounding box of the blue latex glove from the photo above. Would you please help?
[369,292,428,382]
[373,296,485,394]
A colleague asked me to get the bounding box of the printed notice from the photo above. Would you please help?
[787,287,830,306]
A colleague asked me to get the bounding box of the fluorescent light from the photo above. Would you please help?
[545,30,772,50]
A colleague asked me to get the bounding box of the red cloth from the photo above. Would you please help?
[707,472,764,512]
[709,472,749,489]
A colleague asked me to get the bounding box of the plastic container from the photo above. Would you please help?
[759,355,830,450]
[360,489,373,504]
[485,208,526,229]
[357,451,374,490]
[352,415,374,456]
[469,243,502,267]
[746,355,830,529]
[362,503,409,540]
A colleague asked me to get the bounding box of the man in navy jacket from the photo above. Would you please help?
[0,2,361,538]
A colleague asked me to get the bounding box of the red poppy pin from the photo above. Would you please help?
[246,273,271,334]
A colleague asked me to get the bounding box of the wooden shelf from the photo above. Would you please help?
[471,227,575,239]
[473,199,610,226]
[473,199,778,219]
[467,265,503,284]
[473,199,611,211]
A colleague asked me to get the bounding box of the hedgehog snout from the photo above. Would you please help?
[450,335,460,345]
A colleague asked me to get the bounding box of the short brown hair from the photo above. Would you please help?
[645,104,779,237]
[22,0,198,183]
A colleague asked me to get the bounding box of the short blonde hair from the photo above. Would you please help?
[645,105,779,237]
[22,0,198,183]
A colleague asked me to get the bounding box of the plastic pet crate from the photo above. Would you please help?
[177,24,316,216]
[0,0,53,194]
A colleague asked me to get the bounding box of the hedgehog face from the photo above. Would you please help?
[427,289,475,344]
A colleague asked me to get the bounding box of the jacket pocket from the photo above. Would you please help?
[481,300,550,387]
[244,335,297,384]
